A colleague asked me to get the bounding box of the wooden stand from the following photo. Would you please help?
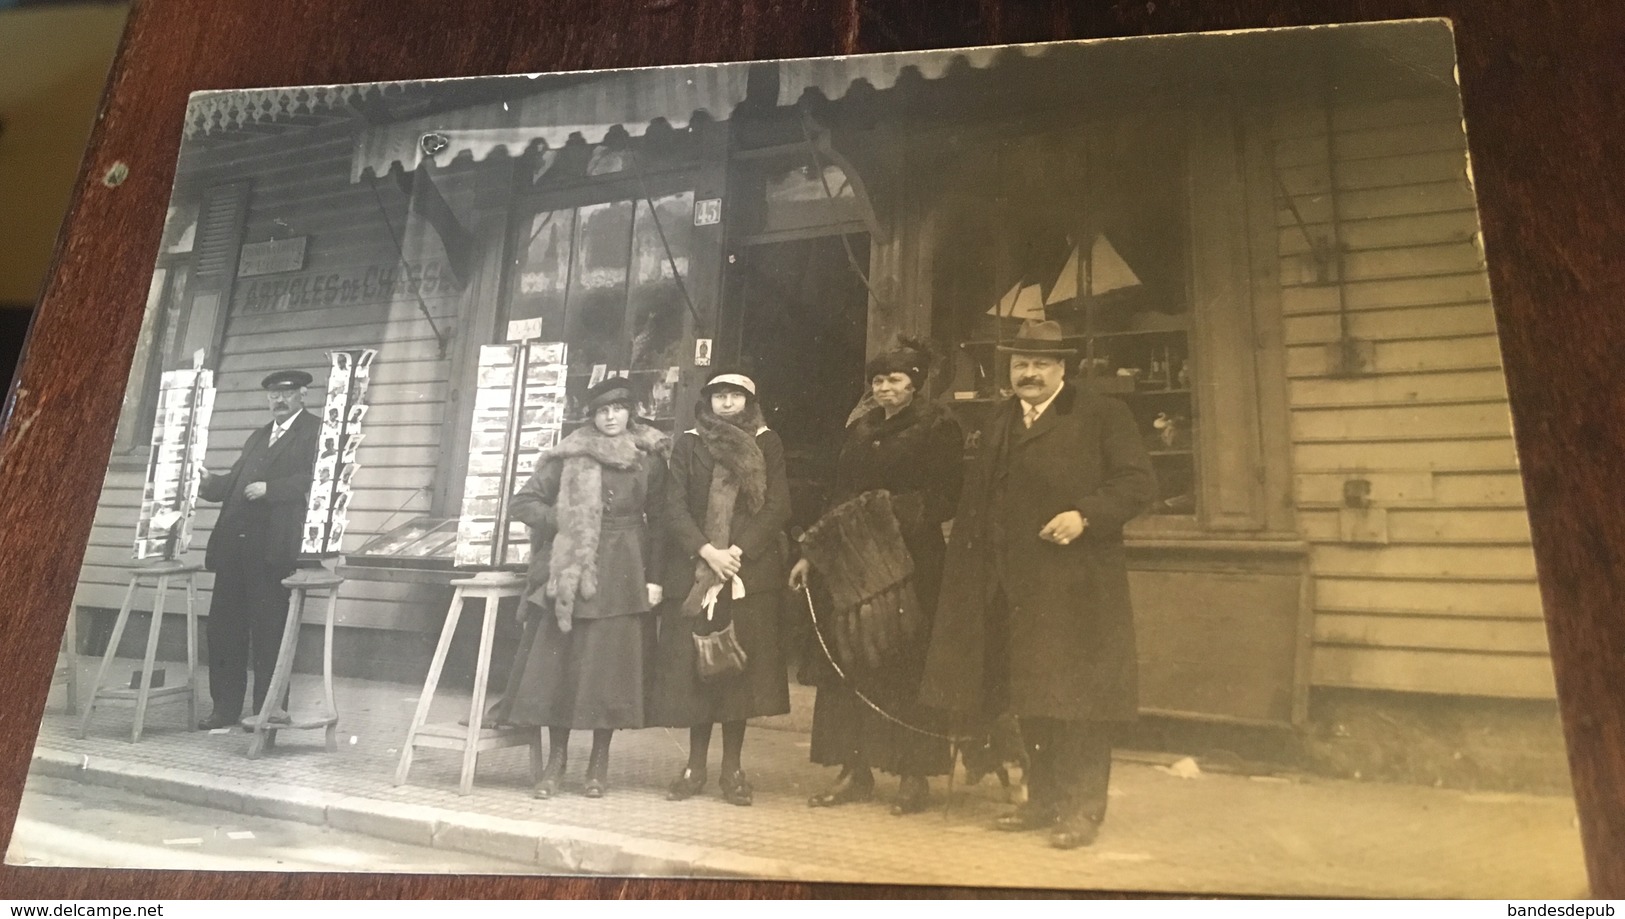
[244,566,343,758]
[55,607,79,715]
[78,559,201,742]
[395,570,541,795]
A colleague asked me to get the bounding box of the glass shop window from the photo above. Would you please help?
[731,152,862,240]
[936,125,1197,518]
[505,191,695,430]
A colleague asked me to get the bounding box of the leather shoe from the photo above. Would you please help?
[533,756,567,800]
[890,775,929,816]
[993,803,1058,833]
[197,714,240,731]
[666,766,707,801]
[808,769,874,808]
[1050,816,1101,850]
[719,768,754,807]
[583,748,609,798]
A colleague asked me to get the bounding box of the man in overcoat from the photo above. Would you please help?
[919,320,1155,849]
[196,369,320,730]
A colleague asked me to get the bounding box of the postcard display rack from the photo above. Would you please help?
[79,367,216,742]
[243,348,376,757]
[396,335,563,794]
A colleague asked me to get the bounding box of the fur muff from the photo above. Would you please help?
[545,421,669,633]
[680,400,767,617]
[799,489,922,670]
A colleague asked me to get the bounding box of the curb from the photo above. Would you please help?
[29,746,829,880]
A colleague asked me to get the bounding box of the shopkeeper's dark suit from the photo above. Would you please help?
[199,409,319,721]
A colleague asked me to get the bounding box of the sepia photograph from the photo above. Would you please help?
[5,19,1590,896]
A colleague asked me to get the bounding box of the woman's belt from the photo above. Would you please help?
[600,513,645,532]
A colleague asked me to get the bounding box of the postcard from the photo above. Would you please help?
[23,21,1588,899]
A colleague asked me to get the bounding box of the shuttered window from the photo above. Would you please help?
[115,182,248,456]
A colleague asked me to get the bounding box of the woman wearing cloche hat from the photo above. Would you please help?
[506,377,671,800]
[652,369,793,807]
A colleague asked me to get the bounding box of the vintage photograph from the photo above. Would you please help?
[7,19,1590,896]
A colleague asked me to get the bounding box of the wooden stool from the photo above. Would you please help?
[78,559,201,743]
[395,571,541,795]
[245,566,343,759]
[55,605,80,715]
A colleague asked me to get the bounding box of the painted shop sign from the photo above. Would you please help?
[240,259,459,313]
[238,236,308,277]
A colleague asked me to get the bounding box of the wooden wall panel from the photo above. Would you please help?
[1277,97,1549,700]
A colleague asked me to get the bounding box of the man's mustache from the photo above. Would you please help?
[1016,377,1045,387]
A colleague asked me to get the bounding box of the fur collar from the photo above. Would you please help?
[692,402,766,515]
[852,397,945,439]
[537,421,669,633]
[679,401,769,616]
[548,420,669,468]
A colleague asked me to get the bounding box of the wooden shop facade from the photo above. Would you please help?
[74,21,1552,728]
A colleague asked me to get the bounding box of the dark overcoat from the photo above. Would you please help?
[661,426,792,597]
[918,383,1155,723]
[804,399,964,775]
[510,439,667,621]
[201,409,320,575]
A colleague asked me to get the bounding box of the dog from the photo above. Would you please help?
[958,714,1029,804]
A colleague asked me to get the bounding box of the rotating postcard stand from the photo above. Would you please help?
[396,324,563,794]
[80,362,216,742]
[243,348,375,757]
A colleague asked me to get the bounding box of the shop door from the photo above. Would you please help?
[723,234,870,533]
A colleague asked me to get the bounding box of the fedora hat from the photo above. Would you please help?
[996,320,1078,356]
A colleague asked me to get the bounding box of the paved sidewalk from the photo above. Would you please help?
[16,658,1590,897]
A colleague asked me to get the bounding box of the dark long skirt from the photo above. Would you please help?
[809,663,954,776]
[507,607,656,730]
[652,589,790,726]
[807,530,953,777]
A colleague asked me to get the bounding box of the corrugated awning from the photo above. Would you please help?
[336,28,1455,184]
[348,44,1058,183]
[774,42,1050,105]
[350,64,751,182]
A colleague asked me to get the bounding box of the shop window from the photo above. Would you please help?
[350,189,695,569]
[732,152,862,240]
[935,122,1202,522]
[505,192,693,428]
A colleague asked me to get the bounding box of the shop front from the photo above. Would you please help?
[75,22,1545,731]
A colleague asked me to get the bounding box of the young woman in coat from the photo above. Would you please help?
[653,369,792,807]
[789,340,964,816]
[506,378,670,799]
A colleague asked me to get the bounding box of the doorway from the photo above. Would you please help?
[722,233,871,533]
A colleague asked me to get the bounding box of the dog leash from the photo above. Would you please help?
[799,585,978,746]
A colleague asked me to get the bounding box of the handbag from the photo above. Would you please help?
[693,620,748,682]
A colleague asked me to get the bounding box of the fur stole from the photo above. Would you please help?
[545,421,669,633]
[681,401,767,616]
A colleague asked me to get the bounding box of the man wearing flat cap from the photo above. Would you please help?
[195,369,320,730]
[919,319,1156,849]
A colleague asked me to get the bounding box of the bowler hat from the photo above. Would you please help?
[261,369,313,390]
[582,377,635,414]
[996,320,1078,357]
